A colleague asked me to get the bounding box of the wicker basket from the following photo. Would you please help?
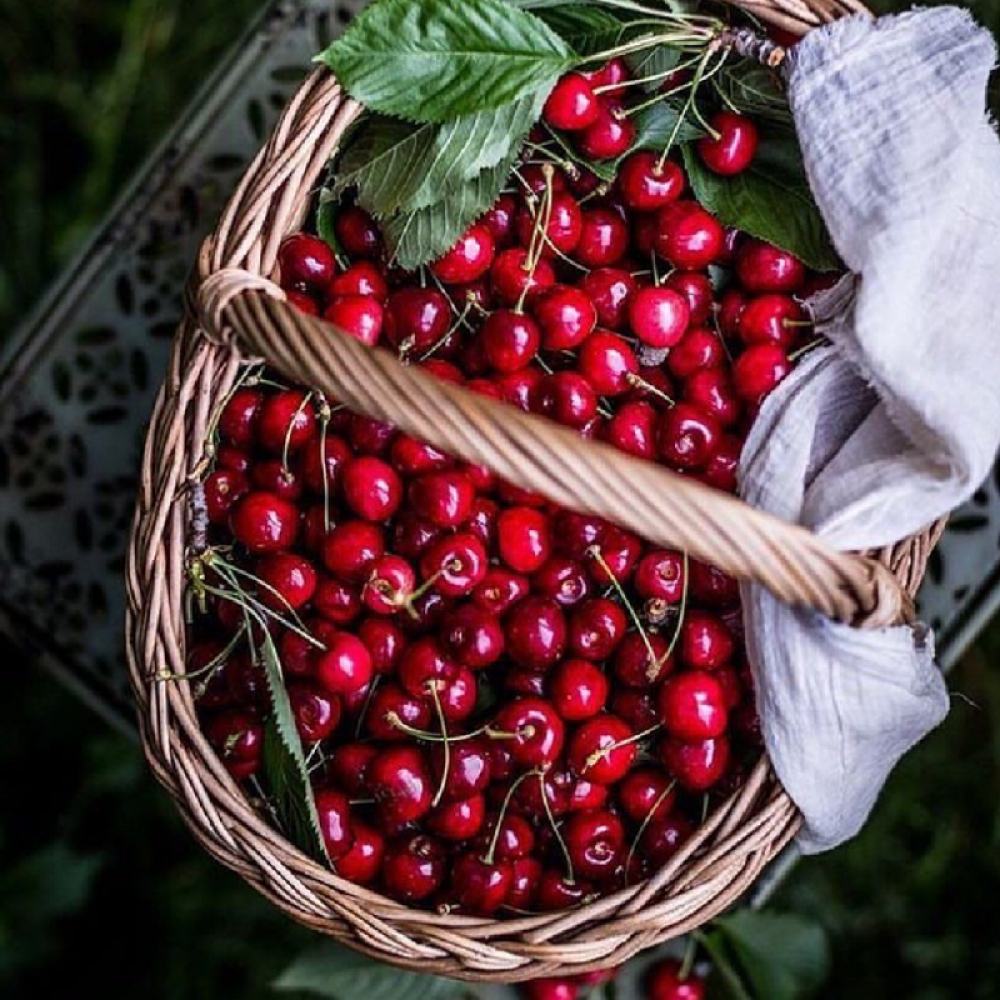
[126,0,942,982]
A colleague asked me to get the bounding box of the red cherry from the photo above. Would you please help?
[316,632,373,696]
[322,520,385,581]
[219,388,262,447]
[288,682,341,743]
[565,808,624,880]
[554,510,607,561]
[314,788,354,860]
[346,413,395,455]
[629,286,690,348]
[533,284,598,350]
[701,433,742,493]
[515,192,583,257]
[278,233,335,290]
[578,330,638,395]
[497,506,552,574]
[697,110,759,175]
[465,494,499,548]
[689,559,740,606]
[286,290,319,314]
[735,238,806,293]
[568,714,636,783]
[205,709,263,779]
[366,682,432,741]
[382,834,445,902]
[577,101,636,159]
[328,260,388,301]
[520,979,578,1000]
[323,294,383,347]
[505,596,567,671]
[326,742,377,795]
[586,57,631,93]
[313,576,362,625]
[297,432,351,494]
[340,456,402,521]
[431,223,495,284]
[611,689,658,731]
[507,856,543,910]
[397,636,455,698]
[450,852,513,915]
[230,491,299,553]
[419,532,488,597]
[535,869,593,910]
[568,597,627,661]
[657,402,721,470]
[549,657,609,721]
[204,468,249,523]
[482,309,542,373]
[391,511,443,560]
[580,267,637,330]
[249,458,302,500]
[334,205,381,258]
[430,738,492,802]
[655,201,724,269]
[440,604,504,669]
[645,959,706,1000]
[683,366,742,428]
[544,73,600,130]
[667,326,725,379]
[665,270,713,326]
[483,194,518,246]
[256,390,316,454]
[604,400,656,459]
[639,813,695,866]
[473,567,531,615]
[369,745,434,823]
[658,670,728,740]
[361,554,415,614]
[738,293,805,349]
[334,821,384,885]
[634,549,686,603]
[718,287,748,340]
[538,371,598,429]
[575,207,629,267]
[618,151,685,211]
[618,766,677,822]
[384,287,451,352]
[409,469,475,527]
[255,552,317,610]
[493,696,565,767]
[532,556,590,607]
[612,631,672,688]
[680,611,735,669]
[491,247,556,306]
[477,810,536,861]
[732,343,792,404]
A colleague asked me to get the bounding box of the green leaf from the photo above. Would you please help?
[713,910,831,1000]
[383,155,516,269]
[317,0,575,123]
[714,61,791,123]
[525,2,630,55]
[681,131,840,271]
[274,943,467,999]
[332,94,543,217]
[632,98,706,150]
[625,43,681,90]
[259,635,329,865]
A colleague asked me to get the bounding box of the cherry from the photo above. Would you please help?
[611,688,658,731]
[391,511,443,560]
[577,101,636,159]
[568,714,636,783]
[361,554,415,614]
[491,247,556,306]
[667,326,725,379]
[634,549,685,604]
[249,458,303,501]
[382,834,445,902]
[397,636,455,698]
[419,532,488,597]
[603,400,655,459]
[736,239,806,293]
[328,260,388,301]
[313,576,362,625]
[659,734,731,791]
[494,369,544,414]
[520,979,578,1000]
[613,631,671,687]
[535,869,593,910]
[366,682,432,741]
[451,852,513,915]
[408,468,475,528]
[288,682,341,743]
[322,520,385,581]
[314,788,354,860]
[639,813,695,866]
[683,366,742,428]
[515,192,583,257]
[334,821,384,885]
[733,343,792,404]
[493,696,565,767]
[323,294,383,346]
[538,371,598,429]
[554,510,607,561]
[334,205,381,258]
[316,632,373,696]
[534,285,598,350]
[544,72,600,130]
[497,506,552,574]
[581,267,636,330]
[575,207,629,267]
[297,432,351,493]
[286,290,319,314]
[645,959,706,1000]
[340,456,401,522]
[384,287,451,353]
[618,766,676,822]
[483,194,518,246]
[568,597,627,660]
[347,413,395,455]
[564,808,624,880]
[219,388,263,447]
[618,151,685,211]
[440,604,504,668]
[369,745,434,823]
[589,57,631,93]
[655,201,724,269]
[701,433,741,493]
[718,287,747,340]
[230,491,299,553]
[507,668,547,698]
[738,293,805,349]
[216,443,251,474]
[430,739,492,802]
[205,710,263,779]
[326,742,377,794]
[658,670,728,741]
[472,567,531,615]
[256,389,316,454]
[253,552,316,611]
[482,309,542,373]
[698,110,759,176]
[629,286,691,348]
[204,468,249,523]
[532,556,590,607]
[505,596,567,671]
[478,810,536,861]
[657,402,721,470]
[506,855,543,909]
[578,330,638,395]
[431,223,495,284]
[549,658,609,721]
[680,611,735,669]
[665,270,713,326]
[278,233,335,290]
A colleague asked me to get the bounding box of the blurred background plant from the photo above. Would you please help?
[1,1,998,997]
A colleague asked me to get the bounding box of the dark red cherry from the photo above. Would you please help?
[491,247,556,306]
[256,390,316,454]
[288,682,341,743]
[618,766,677,823]
[629,286,690,348]
[568,597,627,661]
[440,604,504,669]
[313,576,362,625]
[578,330,638,395]
[382,834,445,903]
[564,808,625,880]
[660,734,731,791]
[472,567,531,615]
[497,506,552,574]
[577,101,636,160]
[255,552,317,611]
[278,233,335,290]
[738,293,805,349]
[219,388,263,447]
[297,432,351,494]
[603,400,656,459]
[286,289,319,314]
[568,714,636,783]
[689,560,740,607]
[504,596,567,671]
[482,194,518,246]
[450,852,513,915]
[341,456,402,521]
[532,556,590,608]
[322,519,385,581]
[657,402,721,470]
[430,738,492,802]
[701,433,742,493]
[655,201,724,269]
[493,696,565,767]
[419,531,488,597]
[634,549,686,603]
[249,459,302,501]
[618,151,685,211]
[334,821,384,885]
[534,285,598,350]
[538,371,598,429]
[611,689,658,731]
[735,238,806,293]
[326,742,377,795]
[645,958,706,1000]
[316,632,373,696]
[613,631,671,688]
[733,343,792,404]
[684,366,742,428]
[535,869,593,911]
[515,192,583,257]
[680,611,735,669]
[549,658,609,721]
[667,326,725,379]
[575,207,629,267]
[581,267,636,330]
[506,856,543,910]
[544,72,600,130]
[328,260,388,301]
[323,294,383,346]
[482,309,541,373]
[205,709,263,780]
[658,670,728,740]
[369,745,434,824]
[384,287,451,353]
[639,813,695,867]
[366,683,432,741]
[477,810,536,861]
[230,491,299,553]
[334,205,381,258]
[314,788,354,860]
[361,554,415,614]
[431,222,495,284]
[697,110,759,175]
[409,469,475,527]
[204,468,249,523]
[718,287,748,340]
[427,795,487,842]
[665,270,713,326]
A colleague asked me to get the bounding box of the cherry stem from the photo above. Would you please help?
[538,769,576,884]
[483,768,539,865]
[281,390,314,472]
[654,43,724,173]
[318,406,332,534]
[427,684,451,808]
[161,624,247,687]
[399,560,460,619]
[679,933,699,981]
[624,779,677,883]
[515,164,555,314]
[788,336,825,361]
[386,715,487,743]
[354,673,381,739]
[584,723,663,772]
[625,372,676,406]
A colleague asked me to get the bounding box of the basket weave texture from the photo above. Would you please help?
[126,0,942,981]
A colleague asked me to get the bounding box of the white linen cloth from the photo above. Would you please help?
[739,7,1000,852]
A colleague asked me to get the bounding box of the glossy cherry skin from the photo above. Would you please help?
[384,287,451,352]
[568,714,636,784]
[515,192,583,257]
[313,788,354,860]
[491,247,556,306]
[618,151,685,211]
[505,856,543,910]
[298,431,351,494]
[565,808,625,880]
[315,632,373,696]
[278,233,335,290]
[204,468,249,524]
[482,309,542,373]
[568,597,627,661]
[334,205,381,258]
[483,193,518,246]
[655,201,724,269]
[634,549,686,604]
[493,696,566,767]
[738,293,805,349]
[205,710,263,779]
[409,469,475,528]
[256,389,316,454]
[326,742,377,795]
[535,869,593,911]
[575,207,629,267]
[426,794,487,842]
[382,834,446,903]
[665,270,714,326]
[313,576,362,626]
[645,959,706,1000]
[366,682,432,742]
[659,734,731,791]
[431,222,495,283]
[538,371,598,429]
[532,556,590,608]
[340,456,402,522]
[450,852,513,915]
[698,110,759,175]
[397,635,455,698]
[718,287,748,340]
[578,331,639,395]
[368,745,434,824]
[658,670,728,740]
[230,491,300,553]
[577,101,636,160]
[430,738,492,802]
[689,560,740,607]
[639,813,695,867]
[544,72,600,130]
[602,400,654,459]
[520,978,578,1000]
[701,433,742,493]
[472,567,531,615]
[419,532,488,597]
[612,631,671,688]
[580,267,636,330]
[249,458,302,501]
[684,366,742,429]
[533,284,598,350]
[219,387,262,447]
[735,238,806,293]
[657,403,721,470]
[288,682,341,743]
[328,260,388,301]
[668,326,726,379]
[334,821,384,886]
[680,611,735,669]
[618,766,677,823]
[504,596,567,671]
[322,520,385,581]
[733,343,792,404]
[629,286,690,348]
[497,506,552,574]
[549,658,609,721]
[323,294,383,346]
[477,810,536,861]
[361,555,415,614]
[440,604,504,669]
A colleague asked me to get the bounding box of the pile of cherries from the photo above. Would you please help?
[194,60,831,917]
